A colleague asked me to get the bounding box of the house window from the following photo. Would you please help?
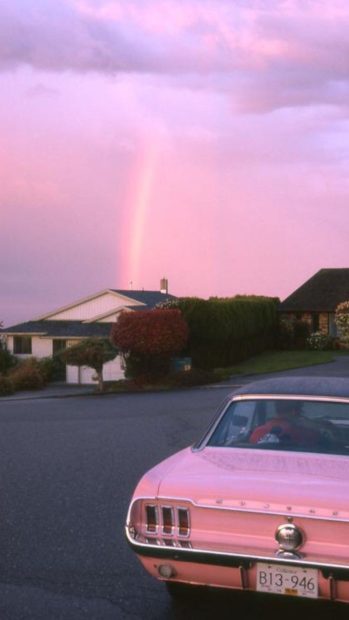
[53,340,67,355]
[13,336,32,354]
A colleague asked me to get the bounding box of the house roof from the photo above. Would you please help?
[0,291,177,336]
[34,289,176,320]
[0,320,114,338]
[280,268,349,312]
[110,290,176,308]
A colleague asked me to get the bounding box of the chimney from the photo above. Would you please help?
[160,277,168,294]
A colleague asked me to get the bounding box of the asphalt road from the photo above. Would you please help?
[0,385,348,619]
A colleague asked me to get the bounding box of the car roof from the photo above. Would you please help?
[232,377,349,399]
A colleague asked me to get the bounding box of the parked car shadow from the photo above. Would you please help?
[157,587,348,620]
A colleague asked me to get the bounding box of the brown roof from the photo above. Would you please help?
[280,269,349,312]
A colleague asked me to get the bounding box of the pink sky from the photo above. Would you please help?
[1,0,349,326]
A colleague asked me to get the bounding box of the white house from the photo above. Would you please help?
[1,284,176,384]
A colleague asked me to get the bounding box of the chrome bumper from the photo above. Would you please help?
[126,529,349,582]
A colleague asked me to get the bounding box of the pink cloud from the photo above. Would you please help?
[0,1,348,112]
[1,2,349,325]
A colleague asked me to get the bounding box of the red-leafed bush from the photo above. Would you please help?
[111,309,188,355]
[111,309,188,382]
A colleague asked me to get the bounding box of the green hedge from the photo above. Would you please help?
[176,296,279,369]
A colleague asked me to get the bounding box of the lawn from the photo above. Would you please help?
[216,349,339,378]
[102,350,348,392]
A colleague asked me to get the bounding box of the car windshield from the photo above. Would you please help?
[207,398,349,456]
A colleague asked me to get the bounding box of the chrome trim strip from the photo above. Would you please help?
[125,527,349,572]
[193,398,232,450]
[127,496,349,524]
[232,395,349,404]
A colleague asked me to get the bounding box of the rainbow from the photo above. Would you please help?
[121,138,159,288]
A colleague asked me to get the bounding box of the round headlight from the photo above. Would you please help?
[275,523,304,551]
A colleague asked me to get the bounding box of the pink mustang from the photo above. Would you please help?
[126,377,349,604]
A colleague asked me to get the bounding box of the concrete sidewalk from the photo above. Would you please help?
[2,355,349,401]
[0,383,96,402]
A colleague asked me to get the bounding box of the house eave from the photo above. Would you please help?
[279,307,333,313]
[2,331,47,337]
[33,289,145,321]
[83,306,134,323]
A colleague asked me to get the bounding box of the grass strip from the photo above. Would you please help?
[214,350,337,379]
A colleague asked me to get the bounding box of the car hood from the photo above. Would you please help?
[156,446,349,515]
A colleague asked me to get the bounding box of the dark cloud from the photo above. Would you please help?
[0,0,219,75]
[1,0,349,112]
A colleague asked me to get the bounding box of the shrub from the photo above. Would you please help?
[294,319,311,348]
[335,301,349,345]
[167,368,217,388]
[277,316,296,349]
[0,376,14,395]
[111,309,189,382]
[59,338,118,392]
[9,359,45,391]
[307,331,331,351]
[278,317,311,350]
[112,309,188,355]
[0,345,17,374]
[123,352,172,383]
[38,354,64,383]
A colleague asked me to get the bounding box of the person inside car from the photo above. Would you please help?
[249,400,322,446]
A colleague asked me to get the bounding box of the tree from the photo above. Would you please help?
[60,338,118,392]
[111,309,188,382]
[335,301,349,346]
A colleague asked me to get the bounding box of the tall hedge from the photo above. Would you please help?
[175,296,279,369]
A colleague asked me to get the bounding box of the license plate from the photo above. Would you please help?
[256,563,318,598]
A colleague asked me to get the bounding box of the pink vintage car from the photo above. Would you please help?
[125,377,349,603]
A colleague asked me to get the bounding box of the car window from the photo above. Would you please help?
[207,398,349,456]
[210,400,257,445]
